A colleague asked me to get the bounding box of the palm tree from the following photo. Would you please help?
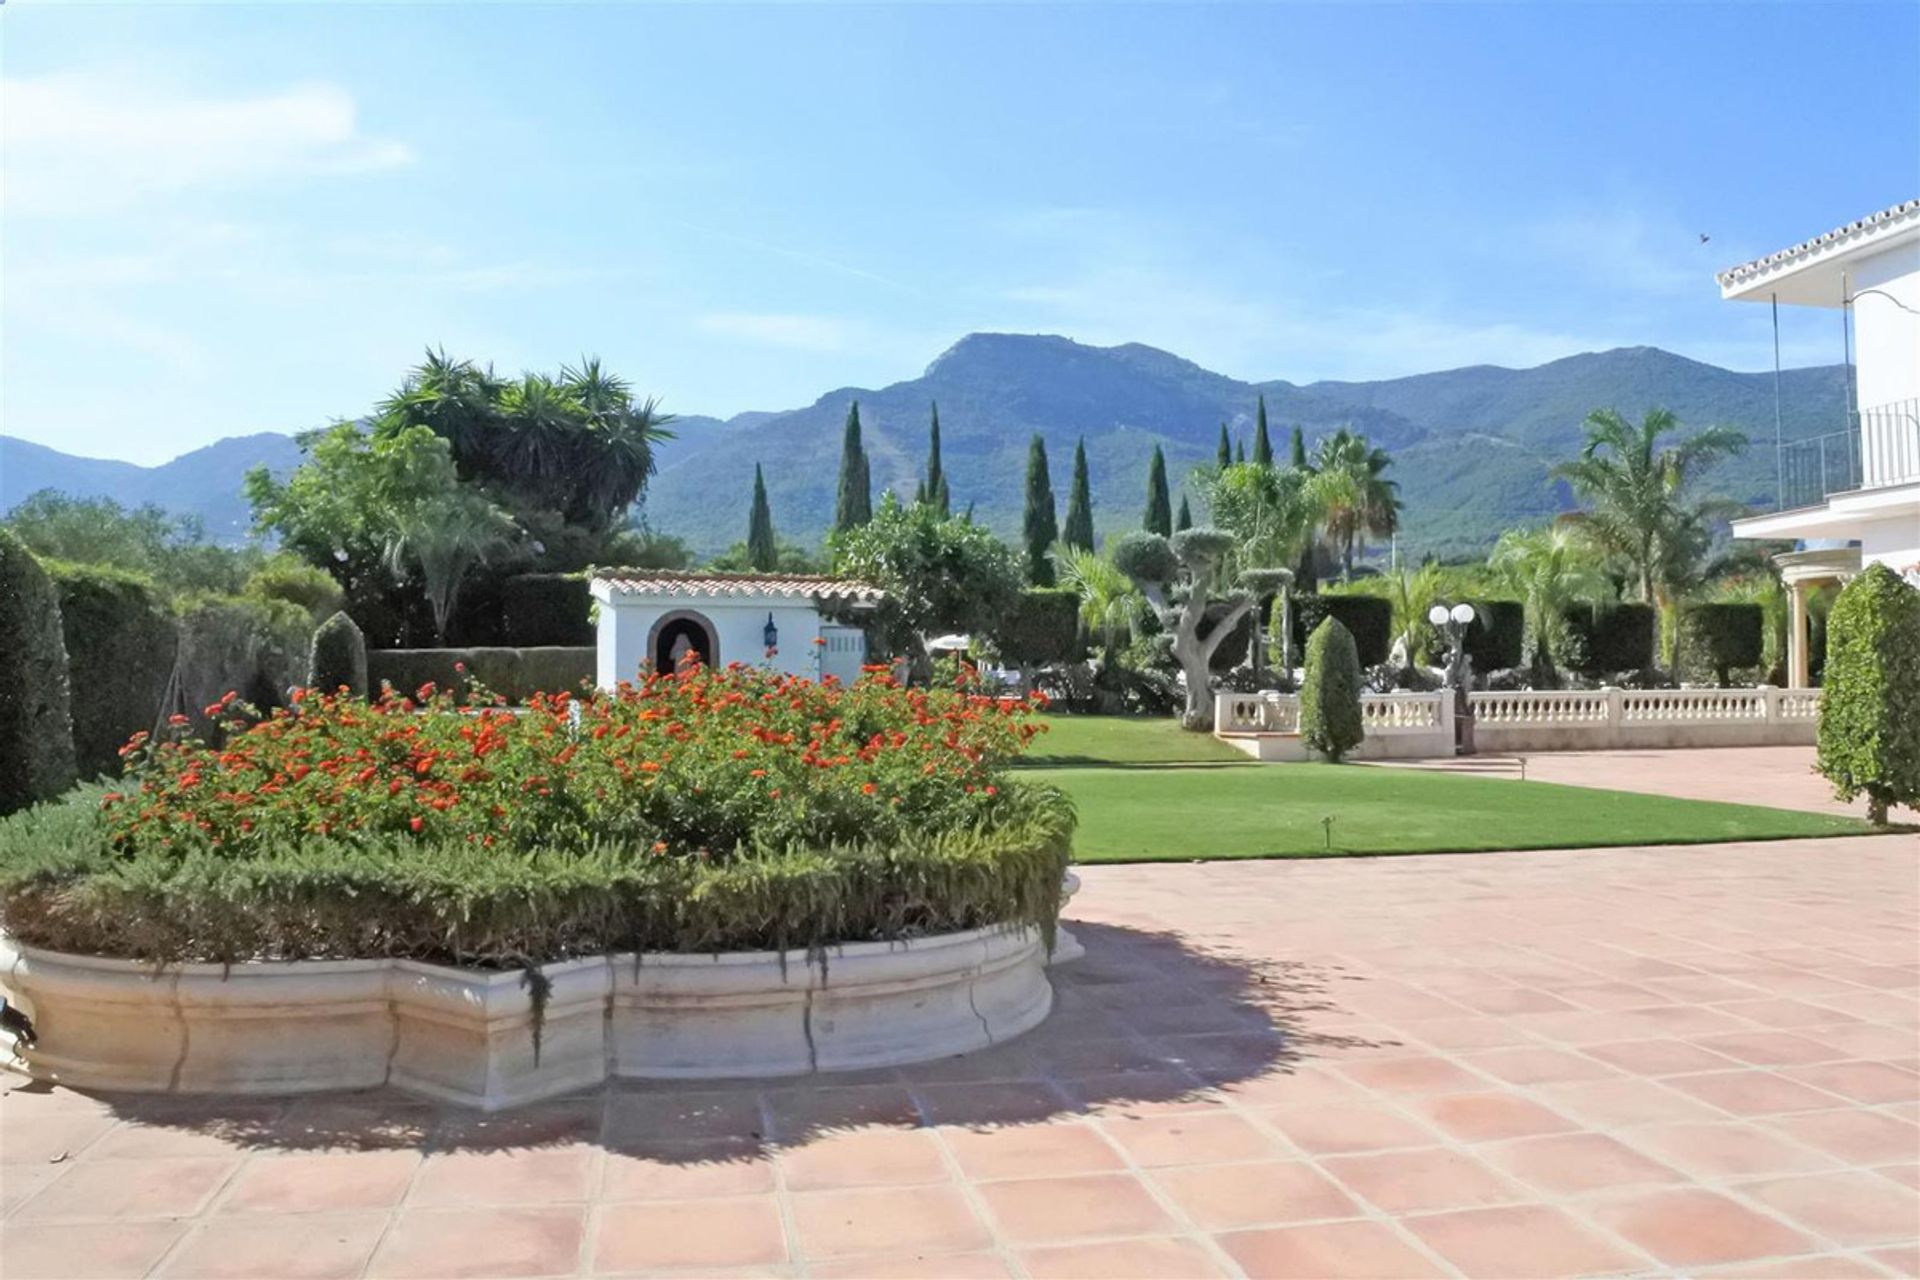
[1551,408,1748,605]
[386,490,517,644]
[1055,545,1147,666]
[1490,525,1614,676]
[1198,460,1319,577]
[1309,428,1400,579]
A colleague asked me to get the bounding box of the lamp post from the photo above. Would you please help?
[1428,602,1478,755]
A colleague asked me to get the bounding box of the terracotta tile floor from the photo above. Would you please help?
[3,834,1916,1278]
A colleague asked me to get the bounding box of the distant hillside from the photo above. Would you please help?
[4,337,1852,560]
[0,433,301,542]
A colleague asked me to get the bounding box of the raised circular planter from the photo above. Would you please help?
[0,925,1054,1111]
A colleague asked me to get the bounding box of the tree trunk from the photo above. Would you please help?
[1172,590,1252,731]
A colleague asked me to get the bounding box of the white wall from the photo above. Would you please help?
[1852,240,1920,410]
[598,598,835,689]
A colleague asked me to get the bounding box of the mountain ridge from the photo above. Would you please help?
[2,335,1851,558]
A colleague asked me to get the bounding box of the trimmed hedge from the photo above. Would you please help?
[1300,617,1364,762]
[1294,594,1392,668]
[1816,564,1920,825]
[368,647,595,702]
[174,596,313,725]
[501,574,593,647]
[993,589,1083,669]
[1463,600,1525,672]
[49,564,180,780]
[1562,602,1657,676]
[308,611,368,698]
[1676,603,1765,687]
[0,531,78,814]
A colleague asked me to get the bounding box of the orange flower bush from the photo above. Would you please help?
[0,663,1074,966]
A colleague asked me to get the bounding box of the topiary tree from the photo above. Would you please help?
[0,530,78,813]
[1112,527,1252,730]
[1675,602,1764,687]
[1300,616,1365,762]
[991,588,1082,690]
[1816,564,1920,825]
[309,610,369,698]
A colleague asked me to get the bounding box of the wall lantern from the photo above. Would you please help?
[763,613,779,651]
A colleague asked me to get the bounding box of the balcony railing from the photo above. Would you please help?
[1775,398,1920,510]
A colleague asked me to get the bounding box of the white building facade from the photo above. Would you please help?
[1722,199,1920,685]
[589,571,880,688]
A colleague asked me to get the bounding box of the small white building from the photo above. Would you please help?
[589,571,882,688]
[1720,199,1920,685]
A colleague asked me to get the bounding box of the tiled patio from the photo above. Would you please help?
[3,834,1916,1278]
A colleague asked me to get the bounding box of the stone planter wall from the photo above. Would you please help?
[0,925,1054,1111]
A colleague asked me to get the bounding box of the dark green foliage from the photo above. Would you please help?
[1289,425,1308,470]
[1816,564,1920,825]
[1144,445,1172,537]
[242,557,344,619]
[707,541,822,575]
[1175,496,1193,532]
[1216,423,1232,470]
[829,496,1023,664]
[1300,618,1365,762]
[747,464,778,571]
[1293,594,1393,668]
[1062,439,1095,552]
[500,574,593,647]
[1676,603,1766,687]
[0,532,78,813]
[1204,601,1253,673]
[1022,436,1058,586]
[173,596,314,724]
[1562,602,1658,676]
[834,401,872,533]
[1235,439,1246,464]
[1463,600,1527,672]
[368,646,595,703]
[1252,395,1273,467]
[993,589,1083,670]
[308,611,368,699]
[50,564,180,778]
[1109,531,1178,588]
[0,784,1074,967]
[924,403,949,515]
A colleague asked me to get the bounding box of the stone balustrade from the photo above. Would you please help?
[1216,686,1820,760]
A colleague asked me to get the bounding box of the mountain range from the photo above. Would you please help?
[0,335,1852,559]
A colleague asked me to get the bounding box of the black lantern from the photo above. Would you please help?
[763,612,779,650]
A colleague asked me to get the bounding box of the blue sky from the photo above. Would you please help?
[5,2,1917,464]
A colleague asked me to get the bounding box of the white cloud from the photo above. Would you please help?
[3,72,413,215]
[695,312,850,352]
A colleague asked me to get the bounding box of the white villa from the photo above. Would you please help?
[589,571,881,688]
[1721,199,1920,686]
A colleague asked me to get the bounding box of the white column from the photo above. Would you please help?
[1788,581,1811,689]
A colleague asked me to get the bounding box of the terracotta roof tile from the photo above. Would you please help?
[591,570,885,603]
[1717,199,1920,288]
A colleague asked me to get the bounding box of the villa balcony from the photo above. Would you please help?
[1774,396,1920,511]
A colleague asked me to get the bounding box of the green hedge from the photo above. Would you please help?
[0,532,77,814]
[0,784,1073,967]
[501,574,593,647]
[1816,564,1920,825]
[1463,600,1526,672]
[1562,602,1657,676]
[49,564,180,780]
[369,646,595,702]
[174,595,313,724]
[1294,594,1392,668]
[993,589,1082,669]
[1676,603,1765,687]
[308,611,368,698]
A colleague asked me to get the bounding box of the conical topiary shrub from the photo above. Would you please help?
[1816,563,1920,825]
[1300,616,1364,763]
[308,610,369,698]
[0,529,78,813]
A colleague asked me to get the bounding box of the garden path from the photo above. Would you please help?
[2,834,1915,1278]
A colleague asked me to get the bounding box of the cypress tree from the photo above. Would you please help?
[1290,426,1317,589]
[935,473,950,515]
[1023,435,1059,586]
[1062,437,1095,551]
[1144,445,1172,537]
[924,402,948,514]
[1289,424,1308,469]
[1216,422,1232,470]
[834,401,871,532]
[1175,495,1193,531]
[1253,395,1273,467]
[1235,438,1246,464]
[747,463,777,570]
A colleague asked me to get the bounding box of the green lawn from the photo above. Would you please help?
[1020,713,1249,766]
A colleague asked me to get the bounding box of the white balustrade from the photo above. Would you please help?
[1619,689,1767,723]
[1471,691,1609,726]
